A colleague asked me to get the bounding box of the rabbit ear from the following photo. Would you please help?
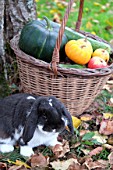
[49,96,74,134]
[22,98,41,144]
[62,106,74,134]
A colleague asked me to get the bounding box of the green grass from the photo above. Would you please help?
[36,0,113,41]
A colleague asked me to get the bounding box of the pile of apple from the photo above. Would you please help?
[88,48,109,69]
[65,38,110,69]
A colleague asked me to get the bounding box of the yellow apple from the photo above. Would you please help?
[92,48,110,62]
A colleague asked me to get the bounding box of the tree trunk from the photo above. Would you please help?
[0,0,37,97]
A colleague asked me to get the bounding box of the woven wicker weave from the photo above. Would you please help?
[10,0,113,116]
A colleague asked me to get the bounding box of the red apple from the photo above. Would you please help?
[88,56,108,69]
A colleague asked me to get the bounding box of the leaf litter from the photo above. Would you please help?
[1,81,113,169]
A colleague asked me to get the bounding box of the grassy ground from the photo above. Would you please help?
[36,0,113,42]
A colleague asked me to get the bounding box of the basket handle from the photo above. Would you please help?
[51,0,84,75]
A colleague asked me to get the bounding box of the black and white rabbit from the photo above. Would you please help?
[0,93,74,157]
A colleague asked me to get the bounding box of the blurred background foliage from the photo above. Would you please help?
[36,0,113,42]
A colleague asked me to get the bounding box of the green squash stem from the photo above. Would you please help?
[43,16,53,31]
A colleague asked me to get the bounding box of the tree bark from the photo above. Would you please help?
[0,0,37,97]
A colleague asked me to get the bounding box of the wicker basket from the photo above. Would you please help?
[10,0,113,116]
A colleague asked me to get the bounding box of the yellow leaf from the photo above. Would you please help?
[103,113,113,119]
[106,20,113,27]
[86,21,93,29]
[57,2,64,9]
[7,159,31,169]
[50,9,59,14]
[84,7,89,12]
[93,2,101,6]
[72,116,81,128]
[91,31,96,35]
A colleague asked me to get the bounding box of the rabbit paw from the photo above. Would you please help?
[20,145,34,157]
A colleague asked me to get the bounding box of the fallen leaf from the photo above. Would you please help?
[68,162,86,170]
[50,158,80,170]
[30,153,49,168]
[93,2,101,6]
[0,162,7,170]
[81,148,90,155]
[82,132,95,141]
[99,119,113,135]
[50,9,59,14]
[84,158,109,170]
[89,147,103,156]
[80,130,90,137]
[86,21,93,29]
[107,136,113,145]
[91,31,96,35]
[8,165,27,170]
[92,131,108,144]
[52,140,70,158]
[103,113,113,119]
[108,152,113,165]
[7,160,31,169]
[80,114,93,121]
[72,116,81,128]
[103,143,113,150]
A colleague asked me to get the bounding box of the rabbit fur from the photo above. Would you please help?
[0,93,74,157]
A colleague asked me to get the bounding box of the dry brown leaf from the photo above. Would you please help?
[0,162,7,170]
[50,158,80,170]
[89,147,103,156]
[8,165,27,170]
[52,140,70,158]
[107,136,113,145]
[81,149,90,155]
[84,158,109,170]
[30,153,49,168]
[67,162,87,170]
[102,143,113,150]
[80,114,94,121]
[70,142,81,149]
[99,119,113,135]
[80,130,90,136]
[108,152,113,165]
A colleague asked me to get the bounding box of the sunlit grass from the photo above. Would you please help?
[36,0,113,41]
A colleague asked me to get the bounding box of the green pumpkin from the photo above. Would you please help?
[19,17,68,63]
[40,18,112,53]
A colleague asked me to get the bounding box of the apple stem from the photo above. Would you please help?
[81,45,86,48]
